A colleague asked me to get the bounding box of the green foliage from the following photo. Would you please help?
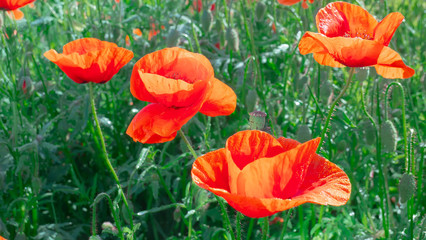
[0,0,424,239]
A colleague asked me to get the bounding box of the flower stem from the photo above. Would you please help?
[317,67,355,152]
[261,217,269,240]
[89,83,134,229]
[178,129,235,240]
[236,212,243,240]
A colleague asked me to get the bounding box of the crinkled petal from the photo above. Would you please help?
[295,154,351,206]
[234,138,320,199]
[44,47,133,84]
[126,102,202,144]
[138,71,210,108]
[374,46,415,79]
[191,149,230,192]
[373,12,404,46]
[130,47,214,103]
[299,32,383,67]
[62,38,117,55]
[199,78,237,117]
[317,2,377,38]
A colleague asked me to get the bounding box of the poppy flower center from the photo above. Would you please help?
[164,71,196,84]
[344,28,372,40]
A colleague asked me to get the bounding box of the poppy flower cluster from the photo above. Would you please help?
[0,0,35,20]
[192,130,351,218]
[298,1,414,79]
[126,47,236,144]
[44,38,134,84]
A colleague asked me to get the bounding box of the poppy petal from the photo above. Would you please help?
[126,102,202,144]
[138,71,210,108]
[317,2,377,38]
[277,0,303,6]
[1,0,35,10]
[294,154,351,206]
[234,138,320,199]
[199,78,237,117]
[277,137,301,152]
[313,53,345,68]
[7,9,24,20]
[299,32,383,67]
[191,148,230,192]
[373,12,404,46]
[44,47,133,84]
[62,38,117,55]
[130,48,214,103]
[374,46,415,79]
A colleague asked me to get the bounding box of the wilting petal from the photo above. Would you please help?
[299,32,383,67]
[374,12,404,46]
[191,149,230,192]
[374,46,415,79]
[130,47,214,103]
[138,71,210,108]
[317,2,377,38]
[126,102,202,144]
[234,138,320,199]
[199,78,237,117]
[294,154,351,206]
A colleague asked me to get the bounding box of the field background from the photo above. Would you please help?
[0,0,425,239]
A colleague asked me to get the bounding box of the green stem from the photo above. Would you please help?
[89,83,134,229]
[280,209,292,240]
[93,193,124,240]
[317,67,355,152]
[178,129,198,160]
[361,82,389,238]
[261,217,269,240]
[236,212,243,240]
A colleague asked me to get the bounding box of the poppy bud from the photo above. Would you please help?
[320,80,333,105]
[201,9,213,32]
[398,173,416,203]
[360,120,376,145]
[121,201,134,224]
[226,27,239,52]
[381,120,397,153]
[391,87,403,108]
[249,111,267,130]
[296,124,312,143]
[336,140,347,152]
[166,29,181,47]
[173,206,181,223]
[245,89,257,112]
[101,221,118,235]
[255,2,267,21]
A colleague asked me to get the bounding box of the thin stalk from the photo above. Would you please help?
[361,81,389,238]
[261,217,269,240]
[89,83,134,229]
[236,212,243,240]
[246,218,255,240]
[280,209,292,240]
[317,67,355,152]
[92,193,124,240]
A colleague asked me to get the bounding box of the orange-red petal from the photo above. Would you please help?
[374,47,415,79]
[277,0,303,6]
[299,32,384,67]
[373,12,404,46]
[0,0,35,10]
[317,2,377,38]
[126,102,202,144]
[44,45,133,84]
[199,78,237,117]
[130,48,214,105]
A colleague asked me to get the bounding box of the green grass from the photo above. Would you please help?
[0,0,425,239]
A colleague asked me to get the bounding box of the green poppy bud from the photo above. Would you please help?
[249,111,267,130]
[381,120,397,153]
[255,2,267,21]
[399,173,416,203]
[226,27,239,52]
[201,10,213,32]
[166,29,181,47]
[296,124,312,143]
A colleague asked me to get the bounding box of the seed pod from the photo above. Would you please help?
[201,9,213,32]
[296,124,312,143]
[320,80,333,105]
[399,173,416,203]
[361,120,376,145]
[249,111,267,130]
[245,89,257,112]
[226,27,239,52]
[255,2,267,21]
[381,120,397,153]
[166,29,180,47]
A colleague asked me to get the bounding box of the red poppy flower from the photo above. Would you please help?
[298,2,414,79]
[192,130,351,218]
[44,38,133,84]
[1,0,35,20]
[278,0,314,9]
[126,47,237,144]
